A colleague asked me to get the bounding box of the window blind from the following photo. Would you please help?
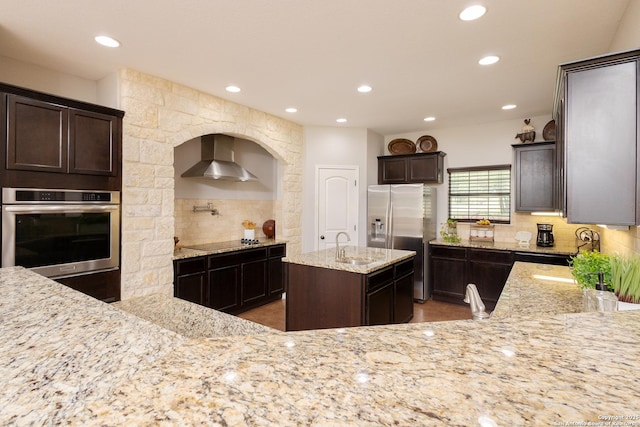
[448,165,511,223]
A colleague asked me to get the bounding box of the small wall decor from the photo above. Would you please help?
[515,119,536,143]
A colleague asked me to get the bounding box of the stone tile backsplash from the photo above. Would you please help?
[174,198,276,245]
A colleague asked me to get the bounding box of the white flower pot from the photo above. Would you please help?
[617,301,640,311]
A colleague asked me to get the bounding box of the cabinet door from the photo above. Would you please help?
[366,282,393,326]
[268,244,286,295]
[513,143,556,212]
[242,259,268,305]
[208,264,241,312]
[378,157,407,184]
[468,249,514,310]
[393,273,414,323]
[175,273,206,306]
[408,155,440,183]
[431,246,467,304]
[565,60,638,225]
[69,109,118,176]
[6,95,67,173]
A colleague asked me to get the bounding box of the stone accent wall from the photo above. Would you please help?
[118,69,303,299]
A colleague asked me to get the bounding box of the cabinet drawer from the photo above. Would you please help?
[208,252,241,269]
[175,257,206,275]
[469,249,514,264]
[268,244,286,258]
[394,258,414,276]
[367,266,394,292]
[431,246,466,260]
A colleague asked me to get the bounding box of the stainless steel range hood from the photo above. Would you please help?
[181,134,258,182]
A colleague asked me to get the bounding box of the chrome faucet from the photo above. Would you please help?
[464,284,491,320]
[335,232,351,260]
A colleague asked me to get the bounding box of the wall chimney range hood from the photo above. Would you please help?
[181,134,258,182]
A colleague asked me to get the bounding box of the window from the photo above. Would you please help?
[448,165,511,223]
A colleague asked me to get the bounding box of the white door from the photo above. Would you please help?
[316,166,359,250]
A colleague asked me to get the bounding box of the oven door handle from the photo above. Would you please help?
[2,205,119,213]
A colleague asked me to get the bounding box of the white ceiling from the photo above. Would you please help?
[0,0,631,135]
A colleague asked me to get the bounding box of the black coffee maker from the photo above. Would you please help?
[536,223,554,247]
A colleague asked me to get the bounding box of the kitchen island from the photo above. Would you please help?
[1,264,639,425]
[283,246,416,330]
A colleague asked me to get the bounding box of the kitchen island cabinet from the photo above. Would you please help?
[173,241,286,314]
[284,247,415,331]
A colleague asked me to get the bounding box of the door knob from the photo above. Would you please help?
[320,235,325,239]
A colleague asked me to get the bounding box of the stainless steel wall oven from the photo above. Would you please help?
[2,188,120,279]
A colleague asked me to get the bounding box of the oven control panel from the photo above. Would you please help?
[2,188,120,204]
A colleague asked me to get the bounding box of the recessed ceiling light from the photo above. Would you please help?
[423,116,436,122]
[336,118,347,123]
[225,85,241,93]
[479,55,500,65]
[357,85,372,93]
[459,5,486,21]
[502,104,517,110]
[285,107,298,113]
[94,35,120,48]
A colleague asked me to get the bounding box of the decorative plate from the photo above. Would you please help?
[388,138,416,155]
[542,120,556,141]
[417,135,438,152]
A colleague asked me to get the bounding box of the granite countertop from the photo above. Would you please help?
[173,239,287,260]
[113,293,277,338]
[431,238,579,256]
[2,264,639,425]
[282,246,415,274]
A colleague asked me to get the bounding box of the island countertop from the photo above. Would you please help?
[173,239,288,260]
[282,246,415,274]
[2,264,639,425]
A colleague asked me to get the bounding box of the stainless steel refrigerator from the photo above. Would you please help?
[367,184,437,302]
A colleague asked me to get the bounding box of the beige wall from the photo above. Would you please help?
[118,68,303,299]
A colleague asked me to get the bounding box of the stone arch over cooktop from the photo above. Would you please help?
[119,68,303,299]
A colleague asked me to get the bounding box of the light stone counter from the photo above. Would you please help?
[283,246,415,274]
[113,293,277,338]
[2,264,639,425]
[431,238,578,256]
[173,239,288,260]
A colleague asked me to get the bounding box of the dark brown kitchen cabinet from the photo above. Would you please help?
[174,257,207,305]
[513,142,557,212]
[56,269,121,303]
[430,246,468,305]
[554,49,640,225]
[268,244,286,295]
[467,249,514,310]
[173,243,286,314]
[286,256,414,331]
[1,82,123,190]
[378,152,446,184]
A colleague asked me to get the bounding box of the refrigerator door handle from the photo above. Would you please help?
[388,200,394,249]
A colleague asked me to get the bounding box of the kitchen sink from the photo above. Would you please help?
[336,256,375,265]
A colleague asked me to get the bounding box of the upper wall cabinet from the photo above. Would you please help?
[554,49,640,225]
[512,142,556,212]
[378,152,446,184]
[1,83,124,190]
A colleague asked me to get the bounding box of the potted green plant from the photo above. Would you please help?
[569,250,612,289]
[440,219,460,243]
[609,254,640,307]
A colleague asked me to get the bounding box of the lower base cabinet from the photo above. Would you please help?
[430,245,572,310]
[56,269,121,303]
[173,243,286,314]
[286,257,414,331]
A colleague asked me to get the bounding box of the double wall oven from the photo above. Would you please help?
[1,188,120,280]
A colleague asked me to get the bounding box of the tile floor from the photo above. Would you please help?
[238,297,473,331]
